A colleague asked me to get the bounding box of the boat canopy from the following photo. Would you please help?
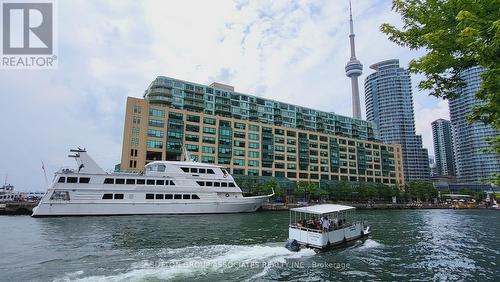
[290,204,355,215]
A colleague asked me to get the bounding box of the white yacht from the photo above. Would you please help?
[32,148,273,217]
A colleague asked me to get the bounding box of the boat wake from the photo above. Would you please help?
[55,243,316,281]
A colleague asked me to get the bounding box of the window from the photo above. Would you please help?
[186,124,200,132]
[187,115,200,123]
[58,177,65,183]
[197,181,205,186]
[214,182,221,187]
[234,122,246,129]
[186,144,199,152]
[249,133,259,140]
[229,183,236,187]
[199,168,206,174]
[102,193,113,199]
[165,194,173,199]
[203,136,216,144]
[206,182,213,187]
[146,179,155,185]
[114,194,124,199]
[156,180,164,185]
[148,129,164,138]
[203,117,216,125]
[156,194,164,199]
[248,151,259,158]
[249,125,259,132]
[149,109,165,118]
[183,194,190,200]
[137,179,145,185]
[169,180,175,185]
[147,140,163,149]
[221,182,228,187]
[148,119,164,128]
[126,179,135,185]
[66,177,77,183]
[190,168,198,173]
[146,194,154,199]
[192,194,200,199]
[207,169,215,174]
[174,194,182,199]
[115,179,125,184]
[248,142,259,149]
[203,127,216,135]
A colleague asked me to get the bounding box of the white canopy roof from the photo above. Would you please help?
[290,204,355,215]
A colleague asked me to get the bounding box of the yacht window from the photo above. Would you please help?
[197,181,205,186]
[206,182,213,187]
[174,194,182,199]
[207,169,215,174]
[114,194,124,199]
[229,183,236,187]
[157,164,166,172]
[104,178,114,184]
[221,182,228,187]
[183,194,190,200]
[67,177,78,183]
[190,168,198,173]
[199,168,206,173]
[181,167,189,172]
[102,193,113,199]
[58,177,66,183]
[156,180,164,185]
[126,179,135,185]
[155,194,164,199]
[137,179,145,185]
[50,191,70,201]
[147,179,155,185]
[169,180,175,186]
[146,193,154,199]
[214,182,221,187]
[115,179,125,184]
[192,194,200,200]
[165,194,173,199]
[79,177,90,183]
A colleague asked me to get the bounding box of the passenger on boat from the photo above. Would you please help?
[322,217,330,232]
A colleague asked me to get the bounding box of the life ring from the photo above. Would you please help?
[225,193,229,197]
[223,174,228,178]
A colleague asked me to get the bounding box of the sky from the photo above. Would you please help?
[0,0,450,191]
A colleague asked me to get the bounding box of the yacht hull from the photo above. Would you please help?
[32,196,269,217]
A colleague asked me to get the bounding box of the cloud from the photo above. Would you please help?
[0,0,446,191]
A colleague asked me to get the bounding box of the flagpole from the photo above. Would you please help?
[42,161,49,188]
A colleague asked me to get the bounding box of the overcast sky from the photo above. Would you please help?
[0,0,449,191]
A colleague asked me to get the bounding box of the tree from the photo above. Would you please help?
[381,0,500,184]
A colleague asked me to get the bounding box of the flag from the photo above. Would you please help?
[42,161,45,171]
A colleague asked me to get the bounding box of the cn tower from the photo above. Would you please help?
[345,0,363,119]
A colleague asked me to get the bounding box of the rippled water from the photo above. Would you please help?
[0,209,498,281]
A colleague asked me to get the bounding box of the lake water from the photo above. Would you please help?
[0,209,498,281]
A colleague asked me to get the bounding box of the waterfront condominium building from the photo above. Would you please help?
[431,119,456,176]
[364,59,430,182]
[120,76,405,186]
[449,66,500,183]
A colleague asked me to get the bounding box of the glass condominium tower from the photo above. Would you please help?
[120,76,405,186]
[449,66,499,183]
[431,119,456,176]
[364,59,430,181]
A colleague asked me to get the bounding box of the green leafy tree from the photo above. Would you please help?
[381,0,500,184]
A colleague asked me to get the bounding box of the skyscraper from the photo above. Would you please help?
[345,0,363,119]
[431,119,456,176]
[364,59,430,182]
[449,66,500,183]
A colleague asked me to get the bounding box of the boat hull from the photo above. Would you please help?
[288,222,370,250]
[32,196,269,217]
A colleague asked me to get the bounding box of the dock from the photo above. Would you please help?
[0,202,37,215]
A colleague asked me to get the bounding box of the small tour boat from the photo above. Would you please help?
[285,204,370,252]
